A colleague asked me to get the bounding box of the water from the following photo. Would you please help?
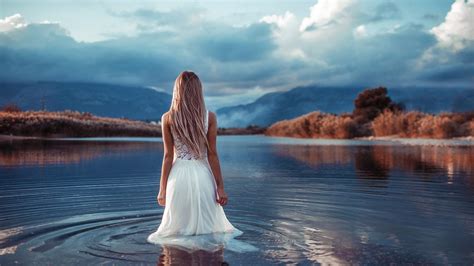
[0,135,473,265]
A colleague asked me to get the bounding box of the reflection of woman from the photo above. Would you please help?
[147,71,241,247]
[158,245,226,266]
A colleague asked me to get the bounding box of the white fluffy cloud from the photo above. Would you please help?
[299,0,355,32]
[417,0,474,85]
[0,13,27,32]
[260,11,295,28]
[259,10,309,61]
[430,0,474,51]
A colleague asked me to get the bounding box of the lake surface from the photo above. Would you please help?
[0,135,473,265]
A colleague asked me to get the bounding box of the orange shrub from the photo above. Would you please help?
[265,111,363,139]
[372,111,473,138]
[267,110,474,139]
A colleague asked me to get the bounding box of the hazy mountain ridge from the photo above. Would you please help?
[216,85,474,127]
[1,82,472,126]
[0,81,172,120]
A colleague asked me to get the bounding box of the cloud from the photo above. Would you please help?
[422,13,440,21]
[110,7,206,33]
[370,2,401,22]
[0,13,282,96]
[0,14,27,32]
[1,0,473,109]
[260,11,295,28]
[350,23,436,85]
[417,44,474,86]
[353,25,368,38]
[193,23,276,62]
[430,0,474,51]
[415,0,474,86]
[300,0,355,32]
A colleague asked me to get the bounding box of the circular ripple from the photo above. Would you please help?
[0,210,269,264]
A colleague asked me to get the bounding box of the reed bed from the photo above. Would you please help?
[265,110,474,139]
[0,110,161,137]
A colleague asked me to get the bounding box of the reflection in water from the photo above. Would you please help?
[273,144,474,185]
[272,145,353,168]
[158,245,226,266]
[0,137,473,264]
[354,147,390,180]
[0,140,162,166]
[0,227,22,255]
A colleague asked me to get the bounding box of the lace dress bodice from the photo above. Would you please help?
[172,110,209,160]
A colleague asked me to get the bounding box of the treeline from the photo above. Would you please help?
[265,87,474,139]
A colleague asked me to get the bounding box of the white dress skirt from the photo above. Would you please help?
[147,110,253,252]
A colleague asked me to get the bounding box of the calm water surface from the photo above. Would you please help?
[0,136,473,265]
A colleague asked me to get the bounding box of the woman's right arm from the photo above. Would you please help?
[157,113,174,206]
[207,112,228,206]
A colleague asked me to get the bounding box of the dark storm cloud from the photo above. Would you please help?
[0,19,279,90]
[418,44,474,85]
[303,23,438,87]
[193,23,276,62]
[0,2,473,96]
[423,64,474,82]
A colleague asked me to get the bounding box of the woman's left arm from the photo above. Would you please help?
[157,113,174,206]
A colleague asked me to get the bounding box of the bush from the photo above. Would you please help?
[265,111,365,139]
[353,87,403,122]
[1,104,22,113]
[267,109,474,139]
[0,110,162,137]
[371,111,474,138]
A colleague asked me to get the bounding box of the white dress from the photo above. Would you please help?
[147,110,244,251]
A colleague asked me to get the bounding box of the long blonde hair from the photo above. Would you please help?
[168,71,209,158]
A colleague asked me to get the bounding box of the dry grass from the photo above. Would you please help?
[265,111,362,139]
[0,110,162,137]
[372,111,474,138]
[266,111,474,139]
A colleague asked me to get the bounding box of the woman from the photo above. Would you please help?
[147,71,241,248]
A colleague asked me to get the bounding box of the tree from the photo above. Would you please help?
[352,87,403,123]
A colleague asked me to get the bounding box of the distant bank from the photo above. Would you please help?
[0,109,265,138]
[265,87,474,139]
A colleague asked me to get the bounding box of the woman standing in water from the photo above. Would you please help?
[147,71,241,247]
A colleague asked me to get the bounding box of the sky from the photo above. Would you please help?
[1,0,473,109]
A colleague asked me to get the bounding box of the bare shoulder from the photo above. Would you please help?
[161,111,170,125]
[208,111,217,124]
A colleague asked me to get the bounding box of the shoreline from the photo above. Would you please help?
[356,135,474,141]
[0,110,266,138]
[0,134,43,141]
[2,133,473,142]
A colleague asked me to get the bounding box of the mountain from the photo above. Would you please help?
[216,85,474,127]
[2,82,472,127]
[0,81,172,120]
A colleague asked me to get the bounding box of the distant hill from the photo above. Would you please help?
[216,85,474,127]
[0,82,172,120]
[2,82,472,127]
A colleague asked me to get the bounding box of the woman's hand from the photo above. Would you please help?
[216,187,228,206]
[157,191,166,206]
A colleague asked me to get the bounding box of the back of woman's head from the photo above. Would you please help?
[169,71,209,158]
